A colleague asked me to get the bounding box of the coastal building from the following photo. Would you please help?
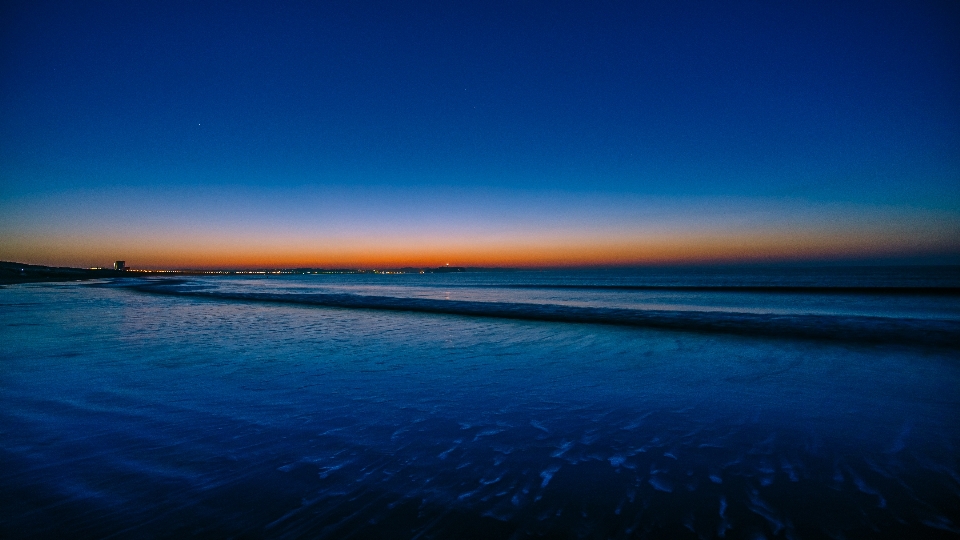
[114,261,126,271]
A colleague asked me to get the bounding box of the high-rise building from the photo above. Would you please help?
[114,261,126,271]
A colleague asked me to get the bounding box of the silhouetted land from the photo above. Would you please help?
[0,262,517,285]
[0,261,135,284]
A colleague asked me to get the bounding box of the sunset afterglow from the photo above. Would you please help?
[2,1,958,267]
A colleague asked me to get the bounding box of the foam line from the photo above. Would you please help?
[127,280,960,348]
[489,284,960,296]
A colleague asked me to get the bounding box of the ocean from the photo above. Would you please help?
[2,267,959,539]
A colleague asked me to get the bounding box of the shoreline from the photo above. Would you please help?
[0,261,513,285]
[0,261,138,285]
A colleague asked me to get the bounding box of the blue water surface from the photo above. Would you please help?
[1,268,959,538]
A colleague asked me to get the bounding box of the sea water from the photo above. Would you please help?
[1,267,959,538]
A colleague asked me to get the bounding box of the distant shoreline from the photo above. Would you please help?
[0,261,517,285]
[0,261,135,285]
[5,260,959,287]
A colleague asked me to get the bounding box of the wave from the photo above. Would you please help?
[489,284,960,296]
[127,280,960,348]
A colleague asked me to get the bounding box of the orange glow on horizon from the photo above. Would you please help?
[4,226,957,270]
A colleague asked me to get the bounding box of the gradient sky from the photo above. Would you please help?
[2,0,959,268]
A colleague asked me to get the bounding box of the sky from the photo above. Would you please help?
[2,0,959,269]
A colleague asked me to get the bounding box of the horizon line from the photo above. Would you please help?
[6,256,960,274]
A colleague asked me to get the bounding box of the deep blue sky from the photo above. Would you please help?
[2,1,959,267]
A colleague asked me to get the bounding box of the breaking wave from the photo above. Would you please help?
[490,284,960,296]
[128,280,960,348]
